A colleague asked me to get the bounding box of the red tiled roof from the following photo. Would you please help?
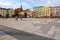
[16,8,23,12]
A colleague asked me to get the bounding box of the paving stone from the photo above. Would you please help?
[0,18,60,40]
[0,31,17,40]
[47,26,55,37]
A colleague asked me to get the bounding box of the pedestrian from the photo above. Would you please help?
[15,16,18,20]
[20,15,22,20]
[19,14,23,20]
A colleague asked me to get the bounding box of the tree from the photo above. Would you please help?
[15,9,19,17]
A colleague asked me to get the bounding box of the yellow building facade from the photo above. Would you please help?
[33,6,50,17]
[41,7,50,17]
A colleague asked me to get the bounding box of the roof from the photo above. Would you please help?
[16,8,23,12]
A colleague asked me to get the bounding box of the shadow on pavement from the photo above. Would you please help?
[0,25,54,40]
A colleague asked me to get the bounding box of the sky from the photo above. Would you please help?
[0,0,60,10]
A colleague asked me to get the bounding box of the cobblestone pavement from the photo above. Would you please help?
[0,31,17,40]
[0,18,60,40]
[0,25,54,40]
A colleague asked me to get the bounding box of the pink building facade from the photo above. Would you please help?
[50,6,60,17]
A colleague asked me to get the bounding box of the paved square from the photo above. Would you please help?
[0,18,60,40]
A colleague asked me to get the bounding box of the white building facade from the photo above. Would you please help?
[0,8,15,17]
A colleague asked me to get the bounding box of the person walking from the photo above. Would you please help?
[19,14,23,20]
[15,16,18,20]
[21,15,22,20]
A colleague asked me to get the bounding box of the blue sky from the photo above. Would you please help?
[0,0,60,10]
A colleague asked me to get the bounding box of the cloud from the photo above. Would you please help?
[21,2,31,9]
[31,0,60,6]
[45,0,60,6]
[0,0,19,9]
[0,2,11,6]
[27,0,36,4]
[0,0,60,10]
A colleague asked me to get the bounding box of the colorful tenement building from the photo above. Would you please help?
[50,6,60,17]
[0,8,14,17]
[33,6,60,18]
[15,5,35,18]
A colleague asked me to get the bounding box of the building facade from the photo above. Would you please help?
[41,6,50,17]
[9,8,15,17]
[0,8,15,17]
[19,9,35,18]
[33,6,60,18]
[33,6,43,17]
[0,8,3,16]
[50,6,60,17]
[33,6,50,17]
